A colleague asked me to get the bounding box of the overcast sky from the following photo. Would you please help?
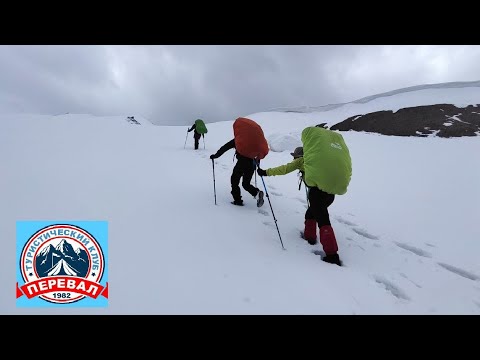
[1,45,480,125]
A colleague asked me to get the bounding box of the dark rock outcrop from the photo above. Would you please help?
[330,104,480,138]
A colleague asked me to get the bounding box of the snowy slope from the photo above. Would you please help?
[1,86,480,314]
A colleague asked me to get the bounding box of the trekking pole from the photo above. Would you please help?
[305,185,310,208]
[183,129,189,149]
[212,159,217,205]
[259,175,285,250]
[203,134,205,149]
[299,174,311,208]
[255,161,285,250]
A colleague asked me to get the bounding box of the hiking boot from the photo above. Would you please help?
[322,253,342,266]
[300,231,317,246]
[256,190,264,207]
[231,200,244,206]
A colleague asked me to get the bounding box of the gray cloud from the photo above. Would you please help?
[1,45,480,125]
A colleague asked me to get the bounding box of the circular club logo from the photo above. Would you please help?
[18,224,106,304]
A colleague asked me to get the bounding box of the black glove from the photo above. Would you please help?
[210,154,217,160]
[257,168,267,177]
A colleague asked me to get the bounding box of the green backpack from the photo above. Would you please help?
[195,119,208,134]
[301,126,352,195]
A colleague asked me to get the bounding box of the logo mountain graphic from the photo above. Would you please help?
[36,239,89,277]
[45,258,80,276]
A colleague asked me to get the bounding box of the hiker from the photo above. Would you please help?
[187,119,208,150]
[209,117,268,207]
[257,126,352,266]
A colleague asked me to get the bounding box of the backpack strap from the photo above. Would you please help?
[298,170,309,191]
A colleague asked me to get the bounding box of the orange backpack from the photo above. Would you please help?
[233,117,269,160]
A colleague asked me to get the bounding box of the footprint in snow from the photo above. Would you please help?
[352,227,379,240]
[399,272,422,288]
[372,275,410,301]
[258,209,269,216]
[437,262,480,281]
[394,242,432,258]
[312,249,326,257]
[355,244,366,251]
[335,215,358,227]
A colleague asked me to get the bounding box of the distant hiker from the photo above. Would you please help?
[257,126,352,266]
[210,117,269,207]
[187,119,208,150]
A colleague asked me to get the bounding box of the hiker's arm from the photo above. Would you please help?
[212,139,235,158]
[187,124,196,132]
[266,158,303,176]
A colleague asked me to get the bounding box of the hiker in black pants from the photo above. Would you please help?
[187,123,202,150]
[210,139,264,207]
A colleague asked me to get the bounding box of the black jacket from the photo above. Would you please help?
[188,124,201,138]
[212,139,260,165]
